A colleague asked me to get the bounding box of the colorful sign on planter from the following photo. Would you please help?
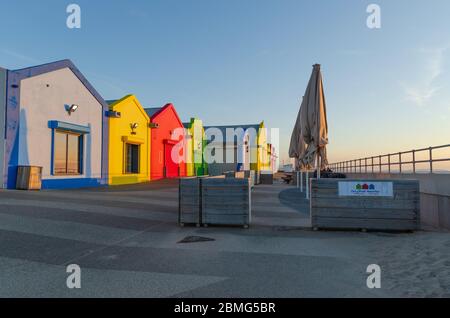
[338,181,394,197]
[107,95,150,185]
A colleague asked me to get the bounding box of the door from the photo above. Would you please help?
[164,143,178,178]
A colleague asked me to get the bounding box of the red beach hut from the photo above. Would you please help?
[145,104,187,180]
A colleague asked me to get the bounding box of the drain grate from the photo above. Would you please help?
[177,236,216,244]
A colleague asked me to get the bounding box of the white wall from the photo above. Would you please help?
[0,68,6,188]
[19,67,103,180]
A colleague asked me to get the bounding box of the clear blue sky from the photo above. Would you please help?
[1,0,450,166]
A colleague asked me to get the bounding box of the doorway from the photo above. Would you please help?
[164,142,179,178]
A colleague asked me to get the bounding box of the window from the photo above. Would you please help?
[54,130,82,175]
[125,143,140,174]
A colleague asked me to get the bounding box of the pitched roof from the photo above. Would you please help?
[107,95,150,121]
[144,104,184,127]
[144,107,162,118]
[106,99,118,105]
[204,124,260,134]
[8,59,109,110]
[203,124,260,142]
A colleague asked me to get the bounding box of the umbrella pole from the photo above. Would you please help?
[306,171,309,200]
[300,171,303,192]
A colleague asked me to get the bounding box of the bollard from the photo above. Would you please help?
[300,171,303,192]
[306,172,309,200]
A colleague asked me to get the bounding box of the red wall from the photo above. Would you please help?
[150,104,187,180]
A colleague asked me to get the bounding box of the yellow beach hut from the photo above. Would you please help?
[106,95,150,185]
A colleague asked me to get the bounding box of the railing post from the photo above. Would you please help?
[412,150,416,174]
[399,152,402,173]
[379,155,382,173]
[429,147,433,173]
[371,157,374,173]
[388,154,391,174]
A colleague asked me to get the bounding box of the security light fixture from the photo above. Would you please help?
[67,104,79,115]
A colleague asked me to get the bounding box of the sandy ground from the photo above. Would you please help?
[0,179,449,298]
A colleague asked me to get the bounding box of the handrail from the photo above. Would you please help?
[329,144,450,174]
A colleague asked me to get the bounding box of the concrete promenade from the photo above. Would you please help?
[0,180,449,297]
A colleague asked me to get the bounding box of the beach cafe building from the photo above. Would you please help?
[204,124,261,176]
[1,60,108,189]
[107,95,150,185]
[145,103,187,180]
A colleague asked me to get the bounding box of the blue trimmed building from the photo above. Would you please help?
[1,60,109,189]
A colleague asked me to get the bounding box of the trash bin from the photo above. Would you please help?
[260,170,274,184]
[16,166,43,190]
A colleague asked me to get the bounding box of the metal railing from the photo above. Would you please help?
[329,144,450,174]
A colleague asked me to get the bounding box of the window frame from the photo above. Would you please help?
[53,129,83,176]
[124,142,140,174]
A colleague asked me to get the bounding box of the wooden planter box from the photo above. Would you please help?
[311,179,420,231]
[201,177,251,228]
[179,178,201,226]
[223,171,245,179]
[16,166,42,190]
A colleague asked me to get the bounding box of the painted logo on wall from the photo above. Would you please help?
[338,181,394,197]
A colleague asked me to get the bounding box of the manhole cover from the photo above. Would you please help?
[177,236,216,244]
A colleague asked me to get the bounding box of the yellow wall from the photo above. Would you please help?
[186,127,194,176]
[185,118,207,177]
[108,95,150,185]
[251,121,270,171]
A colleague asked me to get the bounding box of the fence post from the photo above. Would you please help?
[412,150,416,174]
[399,152,402,173]
[388,154,391,174]
[379,155,382,173]
[429,147,433,173]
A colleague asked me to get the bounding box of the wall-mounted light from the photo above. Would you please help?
[65,104,79,116]
[130,123,138,135]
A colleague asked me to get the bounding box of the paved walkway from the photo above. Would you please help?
[0,180,448,297]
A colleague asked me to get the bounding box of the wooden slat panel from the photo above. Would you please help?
[310,179,420,231]
[179,178,201,225]
[202,177,251,227]
[312,197,418,210]
[313,207,417,219]
[312,217,419,231]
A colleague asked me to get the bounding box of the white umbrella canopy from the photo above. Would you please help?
[289,64,328,172]
[288,98,309,170]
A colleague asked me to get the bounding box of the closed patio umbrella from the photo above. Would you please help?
[290,64,329,178]
[288,97,308,171]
